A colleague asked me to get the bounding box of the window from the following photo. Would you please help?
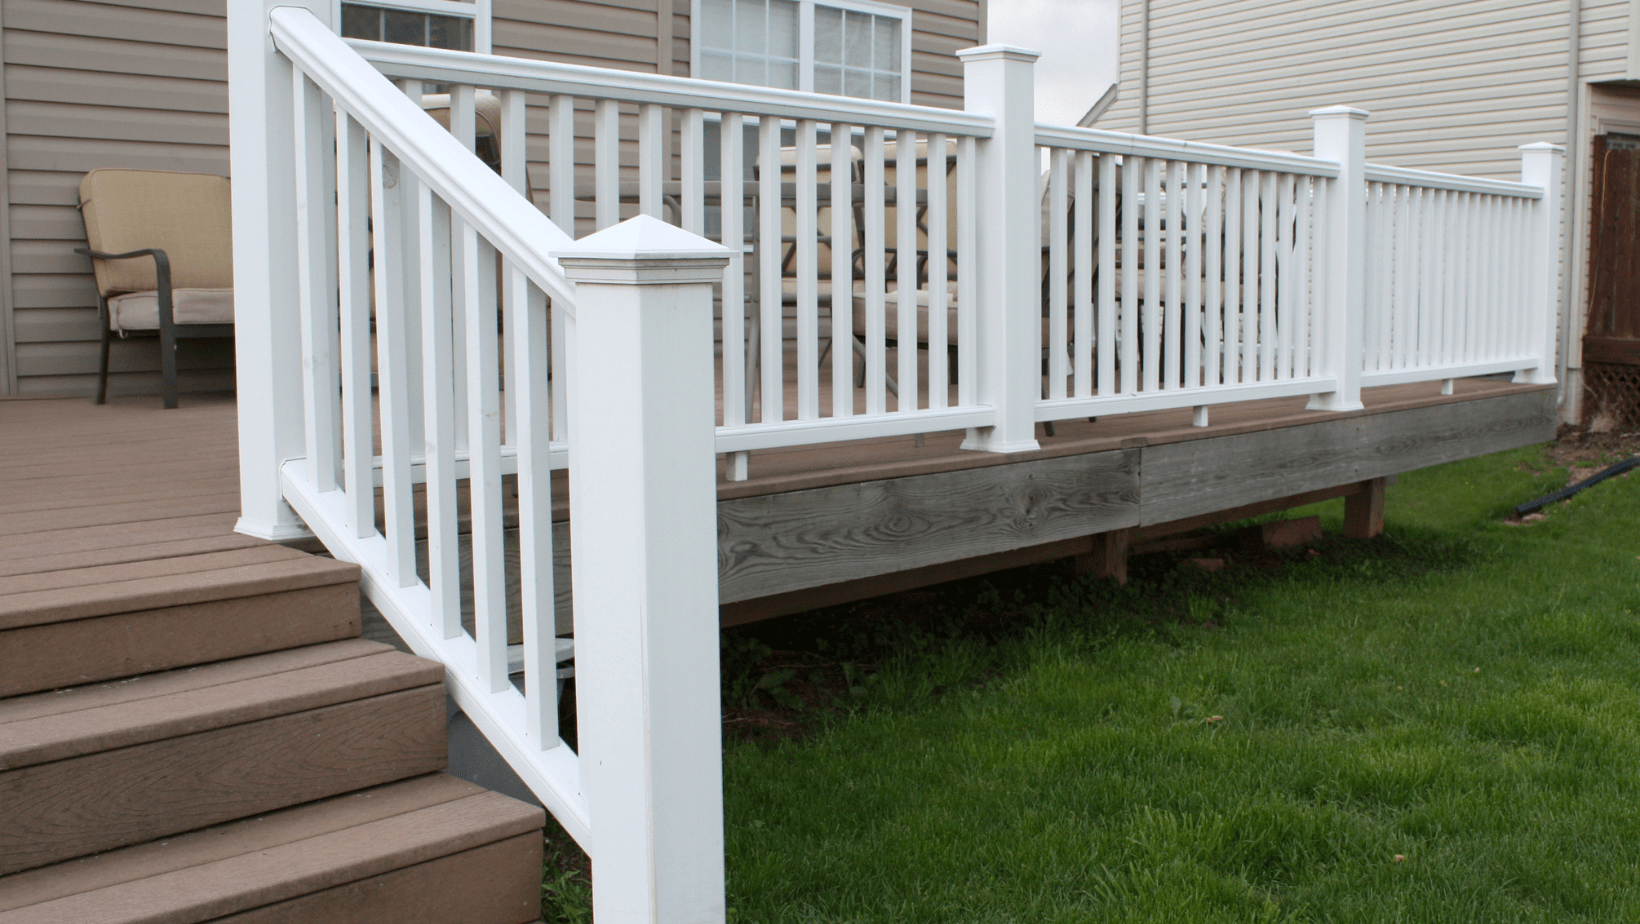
[336,0,491,53]
[693,0,912,104]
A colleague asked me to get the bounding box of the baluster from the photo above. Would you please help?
[1120,155,1141,394]
[928,133,950,409]
[1483,197,1502,361]
[1509,197,1528,358]
[1294,175,1312,379]
[511,269,558,746]
[1164,160,1183,389]
[500,89,528,449]
[1276,173,1294,380]
[1204,165,1224,387]
[595,99,620,230]
[370,139,418,588]
[1461,192,1478,364]
[1412,187,1430,370]
[1362,182,1381,373]
[464,226,508,692]
[1252,170,1271,382]
[796,119,819,420]
[292,73,339,492]
[864,126,888,414]
[682,108,706,235]
[1142,158,1162,392]
[1222,167,1241,384]
[419,188,461,639]
[1394,185,1413,370]
[395,80,428,457]
[1184,163,1203,388]
[548,95,575,446]
[336,110,374,539]
[1431,189,1449,368]
[1098,154,1117,395]
[1047,146,1068,400]
[758,115,783,422]
[720,112,748,480]
[1377,183,1396,372]
[896,129,919,412]
[831,121,855,417]
[956,135,978,407]
[639,103,664,218]
[1073,151,1094,398]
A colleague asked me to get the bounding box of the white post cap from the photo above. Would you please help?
[1309,105,1371,120]
[554,214,732,286]
[955,44,1042,64]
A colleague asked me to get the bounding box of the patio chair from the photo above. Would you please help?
[76,169,234,409]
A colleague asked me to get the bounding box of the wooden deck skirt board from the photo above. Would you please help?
[714,387,1558,615]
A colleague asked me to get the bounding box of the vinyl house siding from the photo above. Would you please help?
[0,0,980,396]
[3,0,232,397]
[1102,0,1629,180]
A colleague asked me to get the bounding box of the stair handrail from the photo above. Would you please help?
[268,7,579,314]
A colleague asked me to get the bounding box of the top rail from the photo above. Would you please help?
[1034,122,1340,177]
[349,38,997,138]
[1362,162,1542,199]
[270,9,578,307]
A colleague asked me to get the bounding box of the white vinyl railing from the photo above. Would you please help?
[1358,162,1550,388]
[230,11,1563,921]
[265,7,586,843]
[351,37,999,478]
[1033,127,1340,425]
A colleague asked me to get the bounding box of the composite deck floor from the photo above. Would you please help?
[0,375,1544,621]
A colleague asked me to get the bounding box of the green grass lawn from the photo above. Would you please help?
[705,444,1640,923]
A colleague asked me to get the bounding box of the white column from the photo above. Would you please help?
[958,45,1042,453]
[557,215,732,924]
[1517,142,1564,386]
[1307,105,1369,413]
[227,0,329,540]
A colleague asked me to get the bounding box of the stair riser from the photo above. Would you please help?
[0,685,446,876]
[210,833,544,924]
[0,583,360,698]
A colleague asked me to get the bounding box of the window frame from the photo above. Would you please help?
[690,0,914,105]
[333,0,492,54]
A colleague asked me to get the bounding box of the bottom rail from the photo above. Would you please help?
[1035,376,1338,422]
[279,461,591,847]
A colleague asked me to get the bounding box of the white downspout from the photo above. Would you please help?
[1139,0,1150,134]
[1560,0,1582,405]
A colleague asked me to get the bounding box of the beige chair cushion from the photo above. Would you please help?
[79,169,233,297]
[107,288,234,332]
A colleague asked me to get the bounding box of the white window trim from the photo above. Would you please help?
[691,0,913,105]
[333,0,492,54]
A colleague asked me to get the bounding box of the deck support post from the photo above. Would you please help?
[1516,142,1564,386]
[226,0,330,541]
[1307,106,1369,414]
[958,45,1042,454]
[1076,528,1130,584]
[556,216,733,924]
[1343,477,1388,539]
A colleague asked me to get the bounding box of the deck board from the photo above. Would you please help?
[0,376,1555,627]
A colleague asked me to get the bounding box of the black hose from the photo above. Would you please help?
[1516,455,1640,516]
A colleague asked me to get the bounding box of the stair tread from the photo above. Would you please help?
[0,545,311,596]
[0,555,362,631]
[0,774,545,920]
[0,644,442,769]
[0,513,240,556]
[0,639,390,725]
[0,532,270,580]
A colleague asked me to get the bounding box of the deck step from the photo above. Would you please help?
[0,773,546,924]
[0,546,362,698]
[0,640,446,876]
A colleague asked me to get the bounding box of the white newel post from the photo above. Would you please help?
[557,216,732,924]
[227,0,328,540]
[1307,106,1369,413]
[958,45,1042,452]
[1517,142,1564,385]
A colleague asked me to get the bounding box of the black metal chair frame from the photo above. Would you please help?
[75,246,233,409]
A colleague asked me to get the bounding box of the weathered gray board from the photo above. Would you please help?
[510,387,1555,626]
[1138,389,1557,525]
